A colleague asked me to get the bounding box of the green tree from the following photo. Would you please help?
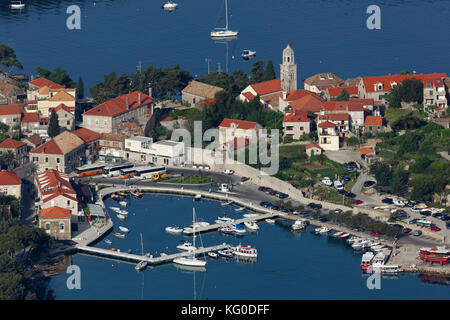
[390,167,409,195]
[262,60,276,81]
[0,44,23,71]
[35,66,75,87]
[334,88,350,101]
[250,60,265,83]
[77,77,84,99]
[345,136,359,147]
[370,162,392,186]
[47,110,60,138]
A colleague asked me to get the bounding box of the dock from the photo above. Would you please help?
[183,212,281,235]
[75,243,230,265]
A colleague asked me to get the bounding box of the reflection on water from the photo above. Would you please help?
[419,274,450,287]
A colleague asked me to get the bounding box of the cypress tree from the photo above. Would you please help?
[77,77,84,99]
[250,60,265,83]
[48,110,60,138]
[263,60,276,81]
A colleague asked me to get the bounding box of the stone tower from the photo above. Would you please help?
[280,44,297,93]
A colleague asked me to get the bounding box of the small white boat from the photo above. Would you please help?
[292,220,306,230]
[109,206,121,212]
[371,245,386,251]
[339,233,350,240]
[10,1,25,9]
[215,216,234,224]
[118,226,130,233]
[114,232,125,239]
[118,210,128,216]
[105,239,112,245]
[369,242,380,248]
[119,201,127,207]
[241,50,256,59]
[165,226,183,234]
[194,194,202,201]
[208,252,219,259]
[116,214,126,220]
[232,245,258,258]
[235,206,246,212]
[315,226,330,234]
[221,200,233,206]
[347,236,360,243]
[244,221,259,231]
[219,226,235,234]
[266,218,276,224]
[162,1,178,11]
[217,248,234,258]
[234,224,246,235]
[243,213,260,219]
[176,241,195,251]
[135,260,147,271]
[332,231,344,237]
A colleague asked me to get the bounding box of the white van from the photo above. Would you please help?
[333,180,344,190]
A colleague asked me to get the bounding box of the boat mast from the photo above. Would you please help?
[225,0,229,30]
[192,208,196,258]
[140,232,144,256]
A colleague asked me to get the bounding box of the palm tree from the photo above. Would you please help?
[0,150,16,170]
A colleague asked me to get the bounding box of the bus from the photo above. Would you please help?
[119,168,138,179]
[134,165,166,180]
[75,163,105,177]
[416,219,432,228]
[102,163,134,177]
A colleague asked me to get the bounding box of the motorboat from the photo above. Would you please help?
[130,190,143,199]
[183,221,210,234]
[10,1,25,9]
[241,50,256,59]
[208,252,218,259]
[135,260,147,271]
[173,208,207,268]
[105,239,112,245]
[162,1,178,11]
[234,224,246,235]
[177,241,195,251]
[165,226,183,234]
[217,248,234,258]
[266,218,276,224]
[292,220,306,230]
[114,232,125,239]
[371,245,386,251]
[235,206,246,212]
[347,236,360,244]
[111,194,123,202]
[219,226,235,235]
[221,200,233,206]
[332,231,344,237]
[210,0,238,39]
[109,206,121,212]
[243,213,260,219]
[232,245,258,258]
[194,194,202,201]
[244,221,259,231]
[117,191,128,197]
[314,226,330,234]
[339,233,350,240]
[116,214,126,220]
[119,201,127,207]
[118,226,130,233]
[360,252,375,272]
[372,264,403,274]
[215,216,234,224]
[118,210,128,216]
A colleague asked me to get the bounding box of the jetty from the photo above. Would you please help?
[75,243,230,265]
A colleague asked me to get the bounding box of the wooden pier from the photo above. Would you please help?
[75,243,230,265]
[182,211,281,235]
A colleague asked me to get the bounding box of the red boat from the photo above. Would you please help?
[419,247,450,264]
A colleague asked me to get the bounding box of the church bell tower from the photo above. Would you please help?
[280,44,297,93]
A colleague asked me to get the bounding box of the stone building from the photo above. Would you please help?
[39,207,72,240]
[0,171,22,198]
[0,138,28,168]
[181,81,224,107]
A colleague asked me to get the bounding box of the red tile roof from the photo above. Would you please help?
[362,73,447,93]
[249,78,281,96]
[83,91,153,117]
[360,148,375,155]
[0,171,21,185]
[21,112,40,123]
[283,111,309,123]
[199,98,215,106]
[40,206,71,219]
[282,89,321,102]
[319,113,349,121]
[0,138,26,149]
[318,121,336,128]
[364,115,383,126]
[50,103,73,114]
[305,143,322,150]
[219,118,258,130]
[72,128,101,143]
[328,86,358,97]
[0,103,23,115]
[30,139,63,155]
[288,94,324,113]
[241,91,255,101]
[42,192,77,203]
[324,99,372,112]
[29,78,65,90]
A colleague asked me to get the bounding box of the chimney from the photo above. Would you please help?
[138,92,141,105]
[282,91,287,100]
[126,97,129,110]
[148,87,152,98]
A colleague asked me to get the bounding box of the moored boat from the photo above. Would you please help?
[219,226,235,235]
[232,245,258,258]
[119,201,127,207]
[234,223,246,235]
[116,214,126,220]
[165,226,183,234]
[266,218,276,224]
[215,216,234,224]
[208,251,219,259]
[105,239,112,245]
[217,248,234,258]
[177,241,195,251]
[360,252,375,271]
[235,206,246,212]
[194,194,202,201]
[221,200,233,206]
[292,220,307,230]
[118,226,130,233]
[130,190,143,198]
[114,232,125,238]
[332,231,344,237]
[244,221,259,231]
[339,233,350,239]
[109,206,121,212]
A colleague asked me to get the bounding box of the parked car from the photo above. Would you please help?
[321,177,333,186]
[223,169,234,175]
[412,230,422,236]
[402,228,412,234]
[421,210,432,216]
[334,180,344,190]
[334,208,343,214]
[409,218,419,224]
[430,226,441,232]
[363,180,376,188]
[382,198,394,204]
[338,189,347,195]
[300,209,313,215]
[346,192,356,198]
[319,215,328,222]
[240,176,250,182]
[277,192,289,199]
[446,222,450,229]
[370,232,381,236]
[307,203,322,210]
[353,199,363,205]
[343,176,351,182]
[260,201,270,208]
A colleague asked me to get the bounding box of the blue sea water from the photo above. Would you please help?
[1,0,450,91]
[49,194,450,299]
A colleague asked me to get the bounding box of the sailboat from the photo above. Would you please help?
[135,233,148,271]
[211,0,238,39]
[173,208,207,267]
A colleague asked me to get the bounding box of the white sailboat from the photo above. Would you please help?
[173,208,207,267]
[162,1,178,11]
[135,232,147,271]
[10,1,25,9]
[211,0,238,39]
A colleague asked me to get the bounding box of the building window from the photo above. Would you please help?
[60,223,65,231]
[164,158,169,165]
[57,158,60,163]
[67,121,70,125]
[45,223,50,230]
[45,157,48,162]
